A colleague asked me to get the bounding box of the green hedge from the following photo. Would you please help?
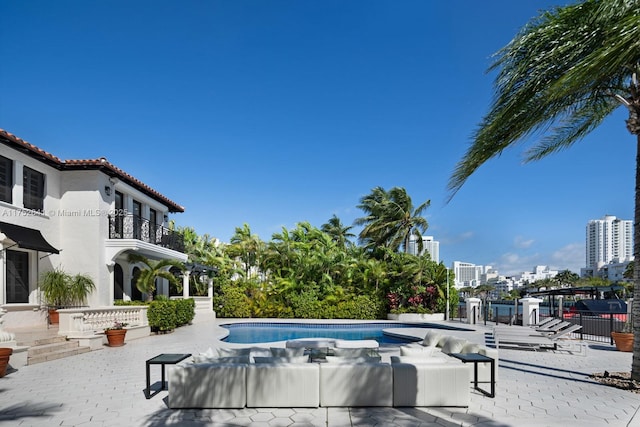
[147,298,195,331]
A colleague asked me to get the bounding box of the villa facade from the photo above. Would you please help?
[0,129,187,328]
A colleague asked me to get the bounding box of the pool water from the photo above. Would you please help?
[220,322,431,344]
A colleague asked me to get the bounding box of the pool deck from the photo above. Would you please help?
[0,314,638,426]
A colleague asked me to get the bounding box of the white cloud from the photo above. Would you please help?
[495,252,543,276]
[493,242,584,276]
[550,243,583,273]
[513,235,534,249]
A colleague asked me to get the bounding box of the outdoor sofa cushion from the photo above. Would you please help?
[246,363,320,407]
[319,362,393,407]
[168,363,246,408]
[392,361,471,407]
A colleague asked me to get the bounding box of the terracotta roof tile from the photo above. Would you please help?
[0,129,185,213]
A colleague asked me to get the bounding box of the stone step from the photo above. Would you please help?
[27,345,92,365]
[18,335,67,347]
[27,340,82,357]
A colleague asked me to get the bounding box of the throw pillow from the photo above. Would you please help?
[217,347,251,357]
[421,330,442,347]
[440,337,466,354]
[461,343,481,353]
[332,347,373,357]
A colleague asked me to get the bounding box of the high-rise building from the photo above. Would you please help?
[407,235,440,262]
[585,214,633,269]
[452,261,484,288]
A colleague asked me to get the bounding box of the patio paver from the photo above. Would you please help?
[0,315,637,426]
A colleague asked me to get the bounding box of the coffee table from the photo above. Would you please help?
[145,353,191,399]
[449,352,495,397]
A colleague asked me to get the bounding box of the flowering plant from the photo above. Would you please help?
[104,321,128,331]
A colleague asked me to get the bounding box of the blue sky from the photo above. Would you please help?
[0,1,634,276]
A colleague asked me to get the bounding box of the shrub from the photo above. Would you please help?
[288,291,324,319]
[148,300,178,331]
[175,298,196,326]
[214,284,251,318]
[332,295,384,319]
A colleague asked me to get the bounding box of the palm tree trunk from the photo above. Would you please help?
[632,133,640,381]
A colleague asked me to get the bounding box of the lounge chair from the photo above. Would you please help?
[495,322,579,338]
[494,324,585,355]
[532,318,563,329]
[494,319,567,334]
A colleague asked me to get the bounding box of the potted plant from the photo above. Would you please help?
[40,268,95,324]
[611,315,634,352]
[0,347,12,377]
[104,321,128,347]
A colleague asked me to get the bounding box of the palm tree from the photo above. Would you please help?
[321,214,356,247]
[355,186,430,253]
[228,223,263,280]
[127,253,185,302]
[446,1,640,379]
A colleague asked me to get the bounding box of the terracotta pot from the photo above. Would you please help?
[48,309,59,325]
[105,329,127,347]
[611,331,634,352]
[0,347,13,377]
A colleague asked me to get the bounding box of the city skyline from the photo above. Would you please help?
[1,1,634,275]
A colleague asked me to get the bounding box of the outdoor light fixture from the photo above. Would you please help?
[104,185,112,196]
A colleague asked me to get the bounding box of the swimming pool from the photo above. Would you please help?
[220,322,460,344]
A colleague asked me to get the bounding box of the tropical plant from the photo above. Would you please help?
[321,214,356,247]
[355,186,430,253]
[553,270,580,288]
[446,0,640,379]
[127,253,185,302]
[40,268,95,307]
[227,223,263,280]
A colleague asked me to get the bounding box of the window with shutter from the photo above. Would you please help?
[23,166,45,212]
[0,156,13,203]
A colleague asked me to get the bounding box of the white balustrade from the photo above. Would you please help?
[57,306,149,337]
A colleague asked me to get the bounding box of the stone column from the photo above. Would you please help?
[466,298,481,325]
[521,297,543,326]
[557,296,564,318]
[182,271,190,298]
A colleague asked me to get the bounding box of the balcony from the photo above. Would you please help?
[108,215,184,253]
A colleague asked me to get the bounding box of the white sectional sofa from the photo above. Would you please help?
[167,333,492,409]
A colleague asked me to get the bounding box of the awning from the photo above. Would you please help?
[0,222,59,254]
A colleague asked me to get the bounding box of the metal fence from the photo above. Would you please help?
[456,303,624,344]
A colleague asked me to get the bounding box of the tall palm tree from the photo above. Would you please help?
[355,186,430,253]
[127,253,185,302]
[228,223,263,280]
[321,214,356,247]
[446,0,640,379]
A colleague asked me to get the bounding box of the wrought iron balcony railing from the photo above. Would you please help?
[108,214,184,253]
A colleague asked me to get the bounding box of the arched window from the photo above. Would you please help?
[114,264,124,300]
[131,267,142,302]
